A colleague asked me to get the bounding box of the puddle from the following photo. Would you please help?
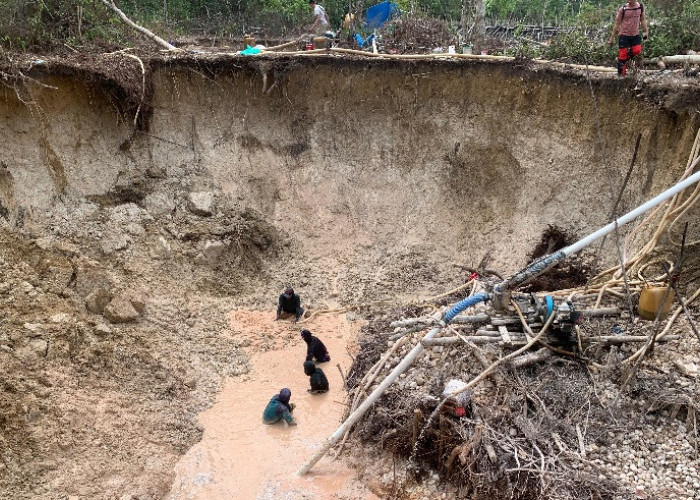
[168,310,377,499]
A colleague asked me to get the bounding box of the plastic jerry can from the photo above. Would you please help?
[638,286,675,320]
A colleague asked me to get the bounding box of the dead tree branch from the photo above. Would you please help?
[98,0,178,51]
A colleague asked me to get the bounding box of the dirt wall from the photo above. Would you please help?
[1,58,698,272]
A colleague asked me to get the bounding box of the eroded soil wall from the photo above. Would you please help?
[2,59,698,270]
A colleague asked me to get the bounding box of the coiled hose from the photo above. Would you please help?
[443,292,490,323]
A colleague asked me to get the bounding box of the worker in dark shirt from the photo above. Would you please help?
[276,287,305,322]
[301,329,331,363]
[304,360,329,393]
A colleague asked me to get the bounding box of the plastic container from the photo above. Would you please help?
[305,42,314,51]
[462,45,472,54]
[638,286,675,320]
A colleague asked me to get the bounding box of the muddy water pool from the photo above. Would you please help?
[168,310,377,499]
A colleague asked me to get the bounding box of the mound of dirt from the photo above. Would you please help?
[519,225,592,293]
[383,17,457,54]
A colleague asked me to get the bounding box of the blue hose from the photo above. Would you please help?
[443,292,490,323]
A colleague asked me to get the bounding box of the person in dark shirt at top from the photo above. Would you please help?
[301,329,330,363]
[304,360,329,393]
[276,287,305,322]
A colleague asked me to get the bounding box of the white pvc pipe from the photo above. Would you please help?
[563,169,700,257]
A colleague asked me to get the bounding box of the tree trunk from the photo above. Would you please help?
[473,0,486,53]
[459,0,469,46]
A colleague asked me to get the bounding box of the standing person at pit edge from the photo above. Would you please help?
[608,1,649,76]
[276,287,305,323]
[309,0,330,35]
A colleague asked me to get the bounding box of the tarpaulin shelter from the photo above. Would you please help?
[364,1,399,30]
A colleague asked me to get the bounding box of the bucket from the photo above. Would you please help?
[461,45,472,54]
[313,36,327,49]
[305,42,314,51]
[638,286,675,320]
[244,35,255,48]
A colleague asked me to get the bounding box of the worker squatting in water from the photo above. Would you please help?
[262,388,297,426]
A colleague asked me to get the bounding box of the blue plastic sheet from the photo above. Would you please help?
[364,1,398,29]
[240,45,261,55]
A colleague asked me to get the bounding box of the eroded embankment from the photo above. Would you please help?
[3,57,700,271]
[0,56,699,499]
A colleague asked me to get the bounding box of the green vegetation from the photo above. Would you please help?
[0,0,698,61]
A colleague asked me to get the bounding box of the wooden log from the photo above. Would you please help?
[452,313,491,324]
[263,40,299,51]
[657,55,700,65]
[475,329,503,337]
[391,313,488,328]
[582,307,620,317]
[422,335,525,346]
[510,347,552,368]
[498,325,512,342]
[584,334,680,345]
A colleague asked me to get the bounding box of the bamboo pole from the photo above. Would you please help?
[263,40,300,51]
[297,321,445,475]
[390,313,489,328]
[422,334,679,347]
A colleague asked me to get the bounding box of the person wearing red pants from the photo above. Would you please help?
[608,1,649,76]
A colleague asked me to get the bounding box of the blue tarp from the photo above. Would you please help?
[364,1,398,30]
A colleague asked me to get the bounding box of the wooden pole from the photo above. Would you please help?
[297,308,454,476]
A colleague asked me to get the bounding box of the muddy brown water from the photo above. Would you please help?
[167,310,378,499]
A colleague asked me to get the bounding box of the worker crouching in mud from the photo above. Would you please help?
[301,329,331,363]
[262,388,297,426]
[276,287,305,322]
[304,360,329,394]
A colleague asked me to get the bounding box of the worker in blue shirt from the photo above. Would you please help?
[262,388,297,426]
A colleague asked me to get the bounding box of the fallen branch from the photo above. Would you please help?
[655,54,700,66]
[263,40,300,51]
[668,280,700,343]
[623,286,700,365]
[98,0,177,51]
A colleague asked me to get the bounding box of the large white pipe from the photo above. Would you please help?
[499,168,700,292]
[563,169,700,256]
